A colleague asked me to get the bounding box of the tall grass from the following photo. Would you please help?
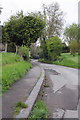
[0,53,32,93]
[2,52,21,65]
[2,61,32,92]
[53,53,80,68]
[29,100,48,119]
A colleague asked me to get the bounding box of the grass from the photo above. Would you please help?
[39,53,80,69]
[52,53,80,69]
[0,52,32,93]
[0,53,2,95]
[2,52,21,65]
[15,101,28,115]
[29,100,48,119]
[2,61,32,93]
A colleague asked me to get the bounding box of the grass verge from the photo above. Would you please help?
[2,61,32,93]
[52,53,80,69]
[2,52,21,65]
[39,53,80,69]
[29,100,48,119]
[0,52,32,93]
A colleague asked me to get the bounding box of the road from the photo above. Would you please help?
[38,62,79,118]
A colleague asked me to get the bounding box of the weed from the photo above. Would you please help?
[15,101,28,115]
[44,84,49,87]
[29,100,48,119]
[16,101,28,108]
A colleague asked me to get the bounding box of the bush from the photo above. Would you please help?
[18,46,29,61]
[46,36,62,61]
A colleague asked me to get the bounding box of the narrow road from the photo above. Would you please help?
[38,62,79,118]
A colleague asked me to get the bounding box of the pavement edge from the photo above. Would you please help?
[16,66,45,118]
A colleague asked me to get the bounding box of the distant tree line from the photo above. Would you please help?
[2,2,79,61]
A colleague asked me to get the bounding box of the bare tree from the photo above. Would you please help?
[42,2,64,39]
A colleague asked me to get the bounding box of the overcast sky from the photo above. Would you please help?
[0,0,79,26]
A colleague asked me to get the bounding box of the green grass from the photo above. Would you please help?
[29,100,48,119]
[2,52,21,65]
[0,52,32,93]
[2,61,32,92]
[15,101,28,115]
[39,53,80,69]
[0,53,2,95]
[0,53,2,65]
[52,53,80,69]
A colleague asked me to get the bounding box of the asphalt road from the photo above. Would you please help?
[38,62,79,118]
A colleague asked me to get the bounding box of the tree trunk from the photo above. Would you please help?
[16,45,18,54]
[5,43,7,52]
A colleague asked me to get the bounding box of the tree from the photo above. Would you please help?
[5,11,24,53]
[46,36,62,61]
[78,24,80,54]
[4,11,45,53]
[69,40,78,56]
[64,24,78,44]
[39,2,64,60]
[62,43,70,53]
[18,45,29,61]
[64,23,79,55]
[2,24,10,52]
[42,2,64,39]
[21,15,45,47]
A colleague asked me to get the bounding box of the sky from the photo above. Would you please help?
[0,0,79,27]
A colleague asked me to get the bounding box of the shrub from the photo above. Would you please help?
[18,46,29,61]
[46,36,62,61]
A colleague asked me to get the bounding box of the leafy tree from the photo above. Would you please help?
[78,24,80,54]
[39,2,64,60]
[64,23,79,55]
[62,43,70,53]
[18,46,29,61]
[2,24,10,52]
[64,24,78,44]
[4,11,45,53]
[69,40,78,56]
[5,11,24,53]
[21,15,45,47]
[46,36,62,61]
